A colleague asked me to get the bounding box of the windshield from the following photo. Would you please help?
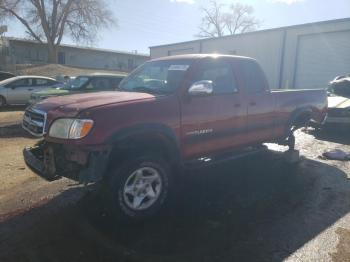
[0,77,19,86]
[118,60,192,94]
[64,76,89,89]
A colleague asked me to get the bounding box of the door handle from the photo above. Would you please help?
[234,103,241,108]
[249,101,256,106]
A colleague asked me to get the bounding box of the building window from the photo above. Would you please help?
[58,51,65,64]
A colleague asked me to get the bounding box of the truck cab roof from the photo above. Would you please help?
[152,54,257,62]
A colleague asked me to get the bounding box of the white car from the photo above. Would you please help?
[326,74,350,126]
[0,76,62,107]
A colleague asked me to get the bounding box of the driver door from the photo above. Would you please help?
[181,58,247,159]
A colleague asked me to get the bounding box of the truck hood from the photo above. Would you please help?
[328,96,350,109]
[32,91,156,116]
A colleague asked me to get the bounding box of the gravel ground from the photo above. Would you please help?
[0,109,349,262]
[0,107,25,126]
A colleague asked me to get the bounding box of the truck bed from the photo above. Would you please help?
[271,88,327,123]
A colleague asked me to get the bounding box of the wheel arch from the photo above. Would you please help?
[106,123,182,167]
[287,107,313,132]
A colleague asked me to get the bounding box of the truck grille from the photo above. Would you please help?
[22,108,47,137]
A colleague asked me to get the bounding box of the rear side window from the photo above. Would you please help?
[241,60,267,93]
[35,78,50,86]
[194,59,238,94]
[48,79,59,86]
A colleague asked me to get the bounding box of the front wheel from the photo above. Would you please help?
[108,155,171,220]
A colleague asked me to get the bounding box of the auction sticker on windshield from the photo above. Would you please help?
[168,65,190,71]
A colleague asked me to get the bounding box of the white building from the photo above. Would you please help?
[150,18,350,90]
[0,37,149,72]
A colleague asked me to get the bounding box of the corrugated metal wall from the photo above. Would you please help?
[150,19,350,90]
[294,30,350,89]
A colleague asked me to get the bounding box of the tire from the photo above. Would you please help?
[107,154,171,221]
[0,96,6,107]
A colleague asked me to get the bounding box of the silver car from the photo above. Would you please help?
[0,76,62,107]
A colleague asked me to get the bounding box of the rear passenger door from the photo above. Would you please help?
[240,60,275,143]
[181,58,247,158]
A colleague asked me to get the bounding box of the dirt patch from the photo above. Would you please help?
[331,228,350,262]
[0,109,24,127]
[0,109,31,137]
[0,137,75,216]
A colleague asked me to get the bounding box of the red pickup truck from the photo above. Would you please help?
[23,54,327,219]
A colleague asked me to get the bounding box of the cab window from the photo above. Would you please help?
[241,60,267,93]
[194,59,238,94]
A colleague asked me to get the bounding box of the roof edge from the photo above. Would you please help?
[149,17,350,49]
[4,37,150,58]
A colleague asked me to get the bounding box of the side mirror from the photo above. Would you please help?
[188,80,213,96]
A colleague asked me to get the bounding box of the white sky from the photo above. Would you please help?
[3,0,350,54]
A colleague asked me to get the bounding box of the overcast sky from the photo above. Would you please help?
[4,0,350,54]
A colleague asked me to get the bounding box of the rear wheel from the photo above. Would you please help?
[108,154,171,220]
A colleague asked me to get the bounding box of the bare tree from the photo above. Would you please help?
[223,3,260,34]
[197,1,260,38]
[196,1,226,38]
[0,0,116,63]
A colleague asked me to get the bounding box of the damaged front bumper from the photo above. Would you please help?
[23,141,111,184]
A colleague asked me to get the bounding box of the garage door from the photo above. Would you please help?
[295,31,350,89]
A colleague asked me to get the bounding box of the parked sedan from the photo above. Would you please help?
[29,73,126,104]
[0,76,62,107]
